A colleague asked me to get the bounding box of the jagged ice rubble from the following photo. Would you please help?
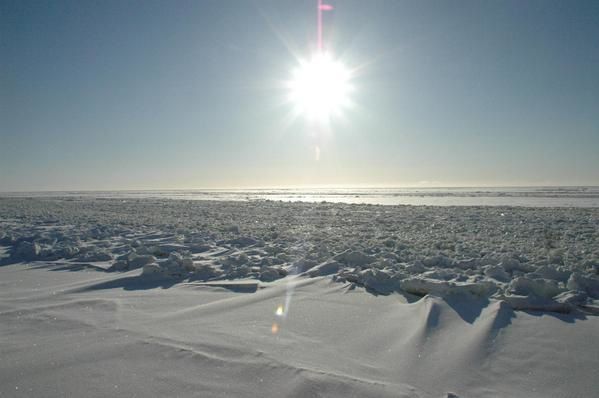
[2,197,598,314]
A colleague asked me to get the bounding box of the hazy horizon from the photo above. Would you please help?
[3,183,599,194]
[2,0,599,191]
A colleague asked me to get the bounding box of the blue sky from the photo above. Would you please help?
[1,0,598,190]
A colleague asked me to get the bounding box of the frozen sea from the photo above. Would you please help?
[2,190,599,397]
[3,186,599,207]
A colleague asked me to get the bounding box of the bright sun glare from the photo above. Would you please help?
[288,52,352,122]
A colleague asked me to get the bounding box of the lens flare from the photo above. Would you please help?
[275,305,285,316]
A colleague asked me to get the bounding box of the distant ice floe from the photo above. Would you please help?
[1,197,598,314]
[3,186,599,207]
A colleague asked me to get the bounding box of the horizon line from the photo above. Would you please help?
[2,184,599,194]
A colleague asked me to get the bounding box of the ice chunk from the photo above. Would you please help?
[191,264,222,280]
[0,232,10,244]
[229,265,250,278]
[109,260,128,271]
[78,250,113,262]
[128,254,157,269]
[422,255,454,268]
[583,260,599,274]
[528,265,571,282]
[155,251,195,277]
[223,253,249,268]
[567,272,599,299]
[307,260,341,277]
[190,243,212,253]
[508,277,564,299]
[14,241,41,260]
[158,243,190,254]
[141,263,163,276]
[421,269,457,281]
[454,258,479,270]
[338,268,360,283]
[180,257,194,271]
[483,265,510,282]
[226,236,258,246]
[498,294,572,313]
[225,225,240,234]
[554,290,588,306]
[333,250,374,266]
[289,259,318,273]
[500,258,534,273]
[404,262,426,274]
[357,268,397,294]
[401,277,497,298]
[400,278,450,296]
[259,267,282,282]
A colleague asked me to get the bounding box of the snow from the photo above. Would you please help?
[1,196,599,397]
[1,196,598,309]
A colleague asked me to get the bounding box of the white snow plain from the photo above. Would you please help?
[1,197,599,397]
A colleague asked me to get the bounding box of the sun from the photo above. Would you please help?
[287,52,352,122]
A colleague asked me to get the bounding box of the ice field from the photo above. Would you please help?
[1,195,599,397]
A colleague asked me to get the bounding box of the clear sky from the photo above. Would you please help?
[1,0,598,191]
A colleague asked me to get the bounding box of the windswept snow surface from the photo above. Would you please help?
[1,197,599,397]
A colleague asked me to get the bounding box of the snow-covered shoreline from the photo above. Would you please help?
[1,197,599,397]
